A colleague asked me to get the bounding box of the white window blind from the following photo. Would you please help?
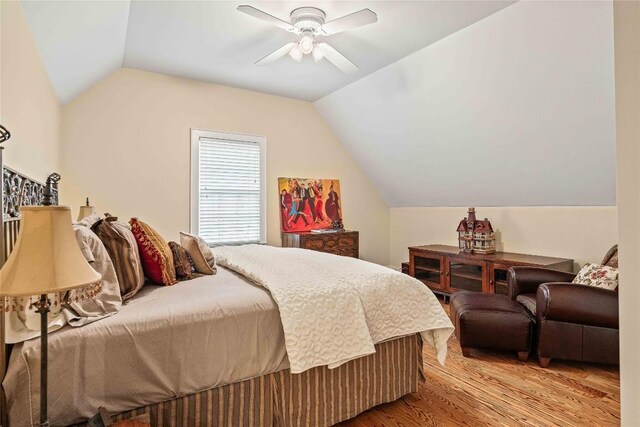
[191,130,266,246]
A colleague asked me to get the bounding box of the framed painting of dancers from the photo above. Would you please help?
[278,177,343,232]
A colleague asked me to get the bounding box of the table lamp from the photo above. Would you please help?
[0,206,101,426]
[77,197,96,221]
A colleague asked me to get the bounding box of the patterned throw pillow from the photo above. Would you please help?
[168,241,203,281]
[92,218,146,301]
[130,218,177,286]
[179,232,217,275]
[572,263,619,291]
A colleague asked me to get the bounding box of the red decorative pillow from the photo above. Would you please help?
[129,218,177,286]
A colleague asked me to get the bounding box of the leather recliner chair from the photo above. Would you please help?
[507,246,619,367]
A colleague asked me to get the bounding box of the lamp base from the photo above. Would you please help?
[34,294,50,427]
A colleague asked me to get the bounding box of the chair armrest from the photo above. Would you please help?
[537,283,619,329]
[507,267,577,300]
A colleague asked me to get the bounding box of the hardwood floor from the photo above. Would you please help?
[341,302,620,427]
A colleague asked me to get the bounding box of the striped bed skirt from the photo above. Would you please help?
[94,334,424,427]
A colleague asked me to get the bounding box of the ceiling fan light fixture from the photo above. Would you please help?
[298,32,314,55]
[239,5,375,73]
[289,45,303,62]
[312,45,325,62]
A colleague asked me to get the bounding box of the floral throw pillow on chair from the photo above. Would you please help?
[572,263,619,291]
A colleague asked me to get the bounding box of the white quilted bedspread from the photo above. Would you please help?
[213,244,454,373]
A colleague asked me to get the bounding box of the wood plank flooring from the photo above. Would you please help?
[341,302,620,427]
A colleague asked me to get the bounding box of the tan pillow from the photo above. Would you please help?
[180,232,217,275]
[572,263,619,291]
[93,218,146,301]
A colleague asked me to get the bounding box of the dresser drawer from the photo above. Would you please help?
[301,235,335,250]
[331,245,358,258]
[282,231,359,258]
[302,233,357,249]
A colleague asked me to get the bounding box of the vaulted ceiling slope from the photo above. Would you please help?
[20,0,514,104]
[20,1,130,104]
[314,1,617,207]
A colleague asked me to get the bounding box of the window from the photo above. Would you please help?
[190,129,266,245]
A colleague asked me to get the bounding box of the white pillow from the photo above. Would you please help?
[64,225,122,326]
[75,212,102,228]
[572,263,619,291]
[5,299,67,344]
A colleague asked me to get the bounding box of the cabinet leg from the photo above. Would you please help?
[517,351,529,362]
[538,357,551,368]
[461,347,472,357]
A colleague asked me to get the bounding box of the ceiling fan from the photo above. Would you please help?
[237,5,378,73]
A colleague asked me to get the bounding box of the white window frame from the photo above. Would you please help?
[190,128,267,245]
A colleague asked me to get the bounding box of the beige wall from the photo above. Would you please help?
[0,1,60,179]
[61,68,390,265]
[614,1,640,425]
[390,207,618,270]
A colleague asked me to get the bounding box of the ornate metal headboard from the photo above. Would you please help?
[2,167,59,263]
[0,140,60,426]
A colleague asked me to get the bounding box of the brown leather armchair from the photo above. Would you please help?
[507,246,619,367]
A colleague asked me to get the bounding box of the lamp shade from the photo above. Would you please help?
[0,206,101,297]
[77,205,96,221]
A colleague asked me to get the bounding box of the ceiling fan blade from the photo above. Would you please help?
[316,43,358,74]
[256,42,297,65]
[237,5,294,32]
[321,9,377,35]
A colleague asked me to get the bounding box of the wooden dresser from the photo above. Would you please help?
[282,230,359,258]
[408,245,573,299]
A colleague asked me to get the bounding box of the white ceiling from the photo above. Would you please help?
[315,1,617,207]
[20,0,514,104]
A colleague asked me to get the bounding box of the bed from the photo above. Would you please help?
[0,154,452,426]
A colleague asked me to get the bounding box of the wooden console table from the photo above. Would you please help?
[408,245,573,298]
[282,230,359,258]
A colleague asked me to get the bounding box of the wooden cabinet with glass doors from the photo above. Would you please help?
[408,245,573,299]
